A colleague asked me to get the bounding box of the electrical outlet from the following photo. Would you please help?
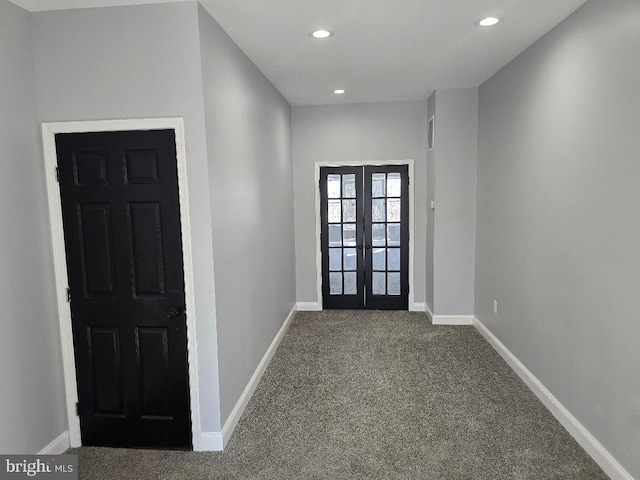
[493,300,498,314]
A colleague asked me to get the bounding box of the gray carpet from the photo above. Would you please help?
[69,310,607,479]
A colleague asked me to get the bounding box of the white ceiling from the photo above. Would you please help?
[10,0,588,105]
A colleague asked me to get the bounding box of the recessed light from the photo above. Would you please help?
[334,89,346,95]
[311,29,333,39]
[476,17,500,27]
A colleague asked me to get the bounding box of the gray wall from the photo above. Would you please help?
[425,94,435,313]
[292,101,428,307]
[0,0,67,453]
[31,2,222,432]
[432,89,478,316]
[475,0,640,475]
[197,5,296,426]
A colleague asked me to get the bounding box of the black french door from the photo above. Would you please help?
[320,165,409,310]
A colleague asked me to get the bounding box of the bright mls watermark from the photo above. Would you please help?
[0,456,77,479]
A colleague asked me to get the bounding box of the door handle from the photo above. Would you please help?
[167,306,184,319]
[357,245,363,250]
[365,245,371,250]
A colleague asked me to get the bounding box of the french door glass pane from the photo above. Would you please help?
[372,272,385,295]
[343,248,357,271]
[328,200,341,223]
[387,173,401,196]
[343,224,356,246]
[387,223,400,246]
[329,225,342,247]
[372,199,385,222]
[342,199,356,222]
[387,273,400,295]
[329,248,342,270]
[329,272,342,295]
[388,248,400,271]
[327,175,341,198]
[342,174,356,198]
[372,173,386,197]
[387,198,401,222]
[344,272,357,295]
[372,248,386,270]
[372,223,385,246]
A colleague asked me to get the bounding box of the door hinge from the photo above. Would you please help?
[75,402,80,416]
[66,287,71,303]
[55,166,60,182]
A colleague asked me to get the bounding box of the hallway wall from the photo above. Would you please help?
[475,0,640,475]
[425,94,435,313]
[31,1,222,433]
[428,88,478,318]
[198,4,296,427]
[292,101,428,309]
[0,0,66,454]
[30,0,298,438]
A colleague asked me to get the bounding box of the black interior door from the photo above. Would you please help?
[320,165,409,310]
[363,166,409,310]
[320,167,365,309]
[56,130,192,449]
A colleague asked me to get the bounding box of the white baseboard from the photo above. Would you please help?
[199,431,223,451]
[38,431,70,455]
[473,317,633,480]
[432,315,474,325]
[425,303,433,320]
[296,302,321,311]
[410,302,426,312]
[299,302,428,313]
[214,304,298,449]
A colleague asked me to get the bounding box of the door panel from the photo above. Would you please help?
[135,327,172,417]
[128,202,166,296]
[55,130,191,449]
[320,167,365,309]
[77,203,117,296]
[364,166,409,310]
[320,165,409,310]
[88,327,124,416]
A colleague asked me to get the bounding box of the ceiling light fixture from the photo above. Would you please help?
[334,89,346,95]
[476,17,500,27]
[311,29,333,39]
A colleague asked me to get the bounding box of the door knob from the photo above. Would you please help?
[167,306,184,319]
[357,245,363,250]
[365,245,371,250]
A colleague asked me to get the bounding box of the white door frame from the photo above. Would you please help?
[41,117,202,450]
[314,160,419,311]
